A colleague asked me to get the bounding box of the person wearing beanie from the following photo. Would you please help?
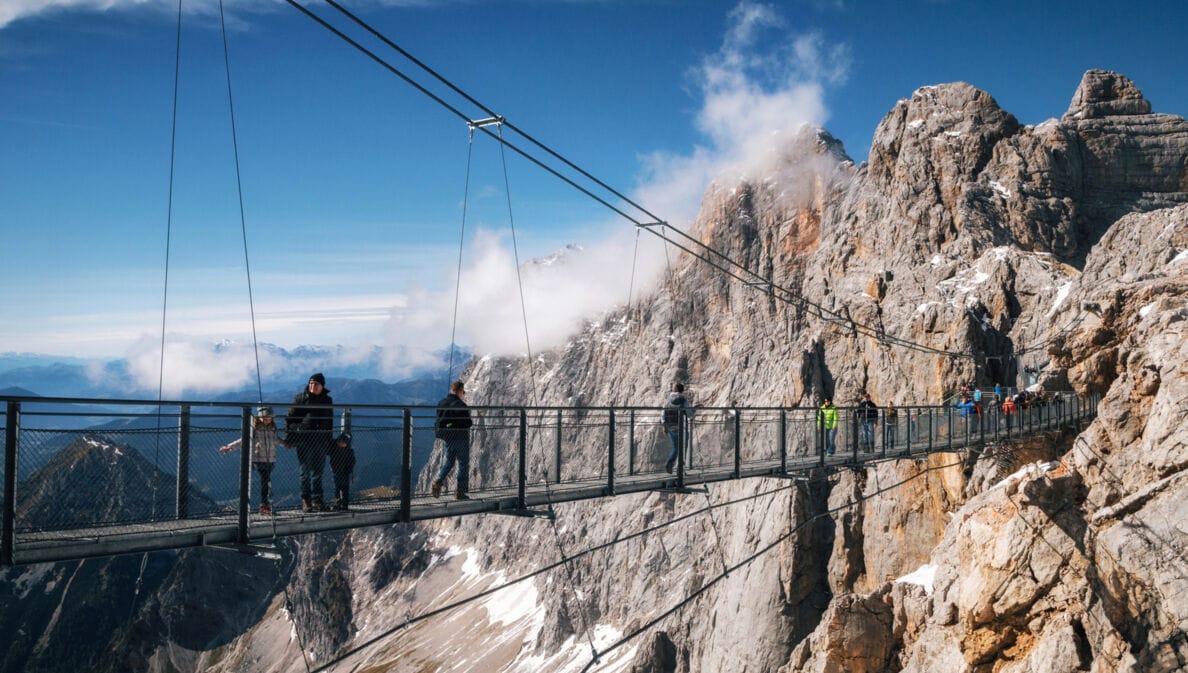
[219,406,282,515]
[285,373,333,512]
[329,431,356,511]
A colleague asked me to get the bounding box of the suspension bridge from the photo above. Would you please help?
[1,391,1096,566]
[2,0,1091,574]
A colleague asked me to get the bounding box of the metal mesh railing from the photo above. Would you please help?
[0,392,1100,564]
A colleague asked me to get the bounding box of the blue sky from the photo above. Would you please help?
[1,0,1185,390]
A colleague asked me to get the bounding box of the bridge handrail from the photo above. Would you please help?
[0,391,1100,566]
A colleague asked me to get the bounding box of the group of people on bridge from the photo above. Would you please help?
[814,394,901,456]
[218,373,356,514]
[218,374,478,513]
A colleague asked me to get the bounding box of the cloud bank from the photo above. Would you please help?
[390,0,851,362]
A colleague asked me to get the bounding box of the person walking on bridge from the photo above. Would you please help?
[286,373,333,512]
[432,380,473,500]
[818,397,839,456]
[663,383,694,474]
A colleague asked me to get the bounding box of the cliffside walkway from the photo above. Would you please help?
[1,393,1098,565]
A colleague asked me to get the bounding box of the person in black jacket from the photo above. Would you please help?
[858,392,879,451]
[329,431,355,511]
[285,372,334,512]
[432,380,473,500]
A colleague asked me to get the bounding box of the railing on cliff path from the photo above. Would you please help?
[0,392,1099,566]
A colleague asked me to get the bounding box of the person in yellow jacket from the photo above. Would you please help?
[817,398,839,456]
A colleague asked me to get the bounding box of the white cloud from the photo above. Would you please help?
[123,333,270,397]
[0,0,277,30]
[387,1,850,360]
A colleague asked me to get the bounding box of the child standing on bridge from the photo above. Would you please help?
[329,431,356,511]
[219,406,281,515]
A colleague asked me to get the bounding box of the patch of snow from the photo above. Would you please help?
[1171,249,1188,264]
[511,623,636,673]
[11,565,53,599]
[989,180,1012,198]
[460,548,482,581]
[908,119,924,130]
[930,255,944,267]
[482,574,540,628]
[944,131,962,137]
[1047,281,1072,316]
[1139,302,1156,318]
[895,564,937,595]
[916,302,940,314]
[992,460,1060,490]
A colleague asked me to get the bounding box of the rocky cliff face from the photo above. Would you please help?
[7,70,1184,673]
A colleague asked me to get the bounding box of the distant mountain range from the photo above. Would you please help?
[0,343,469,401]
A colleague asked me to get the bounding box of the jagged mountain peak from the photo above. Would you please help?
[18,434,216,529]
[1063,68,1153,120]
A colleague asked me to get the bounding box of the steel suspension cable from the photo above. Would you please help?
[217,0,265,404]
[151,0,187,525]
[497,125,540,404]
[220,4,311,670]
[578,458,968,671]
[448,130,476,384]
[132,0,185,626]
[542,473,600,663]
[284,0,1063,367]
[626,229,639,307]
[306,479,800,673]
[316,0,668,225]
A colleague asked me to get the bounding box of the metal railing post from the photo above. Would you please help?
[400,409,412,522]
[818,410,826,467]
[921,409,931,456]
[554,410,563,484]
[518,409,528,508]
[946,406,953,451]
[607,409,616,495]
[676,409,686,487]
[850,410,859,463]
[732,408,741,479]
[779,409,787,474]
[237,407,251,544]
[905,408,913,456]
[979,405,986,445]
[342,408,352,433]
[176,404,191,520]
[3,402,20,566]
[628,409,636,476]
[880,410,887,459]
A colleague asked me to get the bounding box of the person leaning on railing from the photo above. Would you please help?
[219,406,281,515]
